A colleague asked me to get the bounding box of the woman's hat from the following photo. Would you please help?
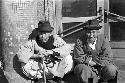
[36,21,54,32]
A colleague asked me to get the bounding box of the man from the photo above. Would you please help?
[73,20,118,83]
[17,21,73,83]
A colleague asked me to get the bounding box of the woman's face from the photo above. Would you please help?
[38,32,51,43]
[85,30,98,43]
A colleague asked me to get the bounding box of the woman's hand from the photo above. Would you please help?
[38,50,53,57]
[46,50,53,54]
[47,61,59,76]
[46,62,54,68]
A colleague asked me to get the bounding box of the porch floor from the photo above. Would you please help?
[0,58,125,83]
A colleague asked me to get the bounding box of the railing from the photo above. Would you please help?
[60,10,125,38]
[59,15,102,38]
[105,10,125,22]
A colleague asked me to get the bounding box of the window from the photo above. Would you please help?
[110,22,125,41]
[109,0,125,41]
[62,0,98,43]
[62,0,97,17]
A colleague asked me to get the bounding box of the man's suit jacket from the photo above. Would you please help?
[73,34,113,66]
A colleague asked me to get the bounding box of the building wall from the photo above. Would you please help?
[104,0,125,73]
[1,0,62,83]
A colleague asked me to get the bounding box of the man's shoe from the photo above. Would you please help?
[52,76,65,83]
[57,80,65,83]
[98,78,108,83]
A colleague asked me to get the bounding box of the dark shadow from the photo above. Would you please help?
[0,1,8,83]
[0,68,9,83]
[28,28,38,40]
[13,54,32,81]
[108,72,118,83]
[0,0,4,70]
[34,79,52,83]
[63,72,79,83]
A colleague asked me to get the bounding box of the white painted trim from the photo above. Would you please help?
[108,18,125,22]
[62,16,98,23]
[97,0,104,34]
[104,0,110,40]
[108,0,110,41]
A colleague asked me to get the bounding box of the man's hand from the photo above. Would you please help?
[89,60,96,66]
[88,58,96,66]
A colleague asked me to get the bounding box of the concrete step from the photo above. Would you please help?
[113,58,125,83]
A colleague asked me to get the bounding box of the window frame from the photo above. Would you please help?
[105,0,125,49]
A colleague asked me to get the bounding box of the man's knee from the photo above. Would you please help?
[74,64,89,74]
[74,64,92,82]
[101,64,117,81]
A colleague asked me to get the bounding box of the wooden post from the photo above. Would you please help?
[55,0,62,35]
[97,0,104,35]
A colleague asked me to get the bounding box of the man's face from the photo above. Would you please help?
[38,32,51,43]
[85,30,98,43]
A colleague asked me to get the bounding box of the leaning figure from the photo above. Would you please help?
[17,21,73,83]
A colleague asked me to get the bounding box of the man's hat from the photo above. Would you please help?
[84,19,102,30]
[36,21,54,32]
